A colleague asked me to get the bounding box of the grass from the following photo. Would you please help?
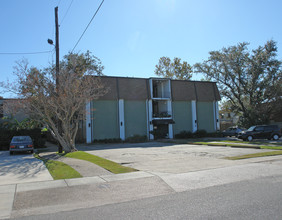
[165,138,282,146]
[168,139,281,150]
[63,151,138,174]
[34,153,82,180]
[215,140,282,146]
[192,142,282,150]
[260,146,282,150]
[224,150,282,160]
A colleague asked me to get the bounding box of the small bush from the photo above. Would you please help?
[206,131,223,138]
[193,129,207,138]
[93,138,122,143]
[175,131,193,139]
[175,130,224,139]
[125,135,147,143]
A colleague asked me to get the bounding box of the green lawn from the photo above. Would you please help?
[34,154,82,180]
[215,140,282,146]
[166,139,282,150]
[63,151,138,174]
[225,150,282,160]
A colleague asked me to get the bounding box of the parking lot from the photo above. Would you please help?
[0,151,52,185]
[78,142,276,174]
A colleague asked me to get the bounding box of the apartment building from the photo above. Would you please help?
[83,76,221,143]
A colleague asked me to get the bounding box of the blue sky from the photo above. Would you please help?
[1,0,282,97]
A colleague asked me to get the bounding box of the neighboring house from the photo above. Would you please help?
[0,98,28,123]
[81,76,221,143]
[219,110,240,131]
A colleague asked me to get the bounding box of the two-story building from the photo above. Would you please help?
[82,76,221,143]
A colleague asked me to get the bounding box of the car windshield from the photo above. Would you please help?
[12,136,32,142]
[247,126,256,131]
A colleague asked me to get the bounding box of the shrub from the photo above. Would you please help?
[193,129,207,138]
[93,138,122,143]
[206,131,223,137]
[125,135,147,143]
[175,131,193,139]
[0,128,46,150]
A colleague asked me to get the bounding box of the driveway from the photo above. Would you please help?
[0,151,52,186]
[78,142,276,174]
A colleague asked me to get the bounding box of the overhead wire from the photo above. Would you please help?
[0,50,53,55]
[60,0,74,26]
[71,0,105,53]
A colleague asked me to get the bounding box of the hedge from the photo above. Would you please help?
[175,130,223,139]
[0,128,46,151]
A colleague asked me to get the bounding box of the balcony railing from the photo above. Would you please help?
[153,111,172,118]
[152,90,171,99]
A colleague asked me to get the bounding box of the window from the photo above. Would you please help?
[255,126,264,132]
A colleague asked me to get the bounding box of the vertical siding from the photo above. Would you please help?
[197,102,215,132]
[172,101,192,135]
[124,101,147,138]
[91,100,119,140]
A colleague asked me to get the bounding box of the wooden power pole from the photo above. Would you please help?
[55,6,63,153]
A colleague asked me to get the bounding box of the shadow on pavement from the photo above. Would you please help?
[0,152,47,179]
[76,141,175,151]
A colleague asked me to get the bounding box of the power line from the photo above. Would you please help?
[0,50,53,55]
[60,0,74,26]
[71,0,105,53]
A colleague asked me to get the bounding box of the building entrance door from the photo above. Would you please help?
[153,123,169,139]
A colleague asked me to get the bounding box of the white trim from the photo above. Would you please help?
[191,100,197,133]
[86,101,92,144]
[149,79,153,99]
[168,124,173,139]
[167,100,172,114]
[214,101,220,131]
[167,100,173,139]
[119,99,125,141]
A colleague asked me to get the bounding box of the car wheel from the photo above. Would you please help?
[247,136,253,141]
[273,134,279,141]
[10,151,13,155]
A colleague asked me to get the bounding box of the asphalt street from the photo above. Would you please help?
[1,142,282,219]
[6,157,282,219]
[11,174,282,220]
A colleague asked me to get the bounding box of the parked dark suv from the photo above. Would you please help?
[238,125,281,141]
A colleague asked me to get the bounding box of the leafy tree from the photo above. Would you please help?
[194,40,282,128]
[155,57,193,80]
[0,51,107,152]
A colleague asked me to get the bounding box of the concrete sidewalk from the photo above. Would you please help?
[0,171,156,219]
[1,155,282,219]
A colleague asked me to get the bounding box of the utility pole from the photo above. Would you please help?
[55,6,63,153]
[55,7,59,88]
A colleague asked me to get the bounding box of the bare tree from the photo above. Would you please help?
[1,52,107,152]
